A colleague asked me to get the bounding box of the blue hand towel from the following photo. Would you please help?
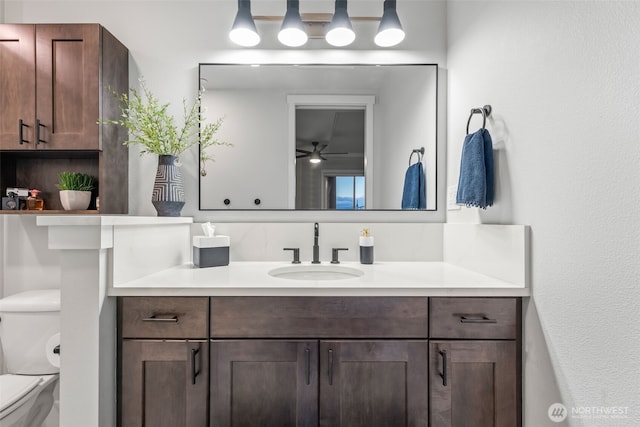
[401,162,426,210]
[456,128,494,209]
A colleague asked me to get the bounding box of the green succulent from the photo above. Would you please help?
[56,172,96,191]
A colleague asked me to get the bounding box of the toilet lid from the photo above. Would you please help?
[0,375,41,413]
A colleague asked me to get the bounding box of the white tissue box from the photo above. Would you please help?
[193,235,230,268]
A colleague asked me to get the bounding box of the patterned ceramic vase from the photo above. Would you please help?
[152,155,185,216]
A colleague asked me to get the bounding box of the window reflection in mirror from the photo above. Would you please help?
[199,64,437,211]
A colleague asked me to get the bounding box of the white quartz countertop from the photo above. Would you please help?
[110,261,529,297]
[36,215,193,226]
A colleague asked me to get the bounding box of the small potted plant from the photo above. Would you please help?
[100,78,229,216]
[56,172,96,211]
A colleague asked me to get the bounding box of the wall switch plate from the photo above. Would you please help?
[447,185,461,210]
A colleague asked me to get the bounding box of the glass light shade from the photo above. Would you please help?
[278,1,308,47]
[279,28,308,47]
[326,0,355,47]
[374,27,405,47]
[309,152,322,163]
[229,0,260,47]
[375,0,405,47]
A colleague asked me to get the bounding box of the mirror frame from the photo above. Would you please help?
[197,62,445,223]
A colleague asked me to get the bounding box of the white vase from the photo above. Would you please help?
[59,190,92,211]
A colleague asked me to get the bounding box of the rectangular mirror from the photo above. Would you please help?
[199,64,437,211]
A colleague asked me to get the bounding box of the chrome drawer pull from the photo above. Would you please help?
[142,314,179,322]
[460,316,497,324]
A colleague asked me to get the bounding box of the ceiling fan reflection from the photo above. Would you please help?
[296,141,347,163]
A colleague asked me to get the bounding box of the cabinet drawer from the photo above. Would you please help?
[210,297,429,338]
[430,298,520,339]
[120,297,208,339]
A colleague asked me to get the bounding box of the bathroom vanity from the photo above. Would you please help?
[35,216,528,427]
[119,295,521,427]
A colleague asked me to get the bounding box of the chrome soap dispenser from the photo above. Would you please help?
[359,228,374,264]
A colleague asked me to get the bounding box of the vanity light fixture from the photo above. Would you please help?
[232,0,404,48]
[374,0,405,47]
[278,0,308,47]
[229,0,261,47]
[325,0,356,47]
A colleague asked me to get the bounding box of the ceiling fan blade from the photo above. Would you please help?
[318,144,328,152]
[296,148,311,154]
[296,154,307,159]
[323,152,348,155]
[320,155,328,161]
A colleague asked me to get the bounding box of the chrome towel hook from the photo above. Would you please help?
[466,104,492,134]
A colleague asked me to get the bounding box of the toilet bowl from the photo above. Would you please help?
[0,290,60,427]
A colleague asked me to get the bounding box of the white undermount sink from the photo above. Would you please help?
[268,265,364,281]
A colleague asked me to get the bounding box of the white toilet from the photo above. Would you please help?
[0,290,60,427]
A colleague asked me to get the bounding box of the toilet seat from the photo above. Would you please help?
[0,374,57,419]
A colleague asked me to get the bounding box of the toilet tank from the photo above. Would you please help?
[0,290,60,375]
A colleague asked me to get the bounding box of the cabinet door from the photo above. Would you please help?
[211,340,318,427]
[121,340,208,427]
[0,24,36,150]
[430,340,519,427]
[35,24,100,149]
[319,340,429,427]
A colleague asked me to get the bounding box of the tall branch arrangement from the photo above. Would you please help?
[101,79,231,174]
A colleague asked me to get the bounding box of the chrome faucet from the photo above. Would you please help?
[312,222,320,264]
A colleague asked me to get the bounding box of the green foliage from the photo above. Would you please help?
[56,172,96,191]
[100,79,231,172]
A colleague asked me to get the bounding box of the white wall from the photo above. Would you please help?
[201,89,289,209]
[0,216,61,297]
[447,1,640,426]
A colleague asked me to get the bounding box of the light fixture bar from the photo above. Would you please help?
[254,14,380,23]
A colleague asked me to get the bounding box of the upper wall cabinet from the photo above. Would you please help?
[0,24,129,213]
[0,24,128,150]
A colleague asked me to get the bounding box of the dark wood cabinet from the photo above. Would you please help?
[429,341,518,427]
[319,340,429,427]
[209,297,430,427]
[0,23,129,212]
[209,339,429,427]
[121,340,208,427]
[0,24,35,149]
[119,297,210,427]
[429,298,521,427]
[210,340,318,427]
[120,296,521,427]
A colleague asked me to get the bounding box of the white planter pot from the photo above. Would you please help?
[59,190,92,211]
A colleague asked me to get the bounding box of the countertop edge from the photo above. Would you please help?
[108,286,530,297]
